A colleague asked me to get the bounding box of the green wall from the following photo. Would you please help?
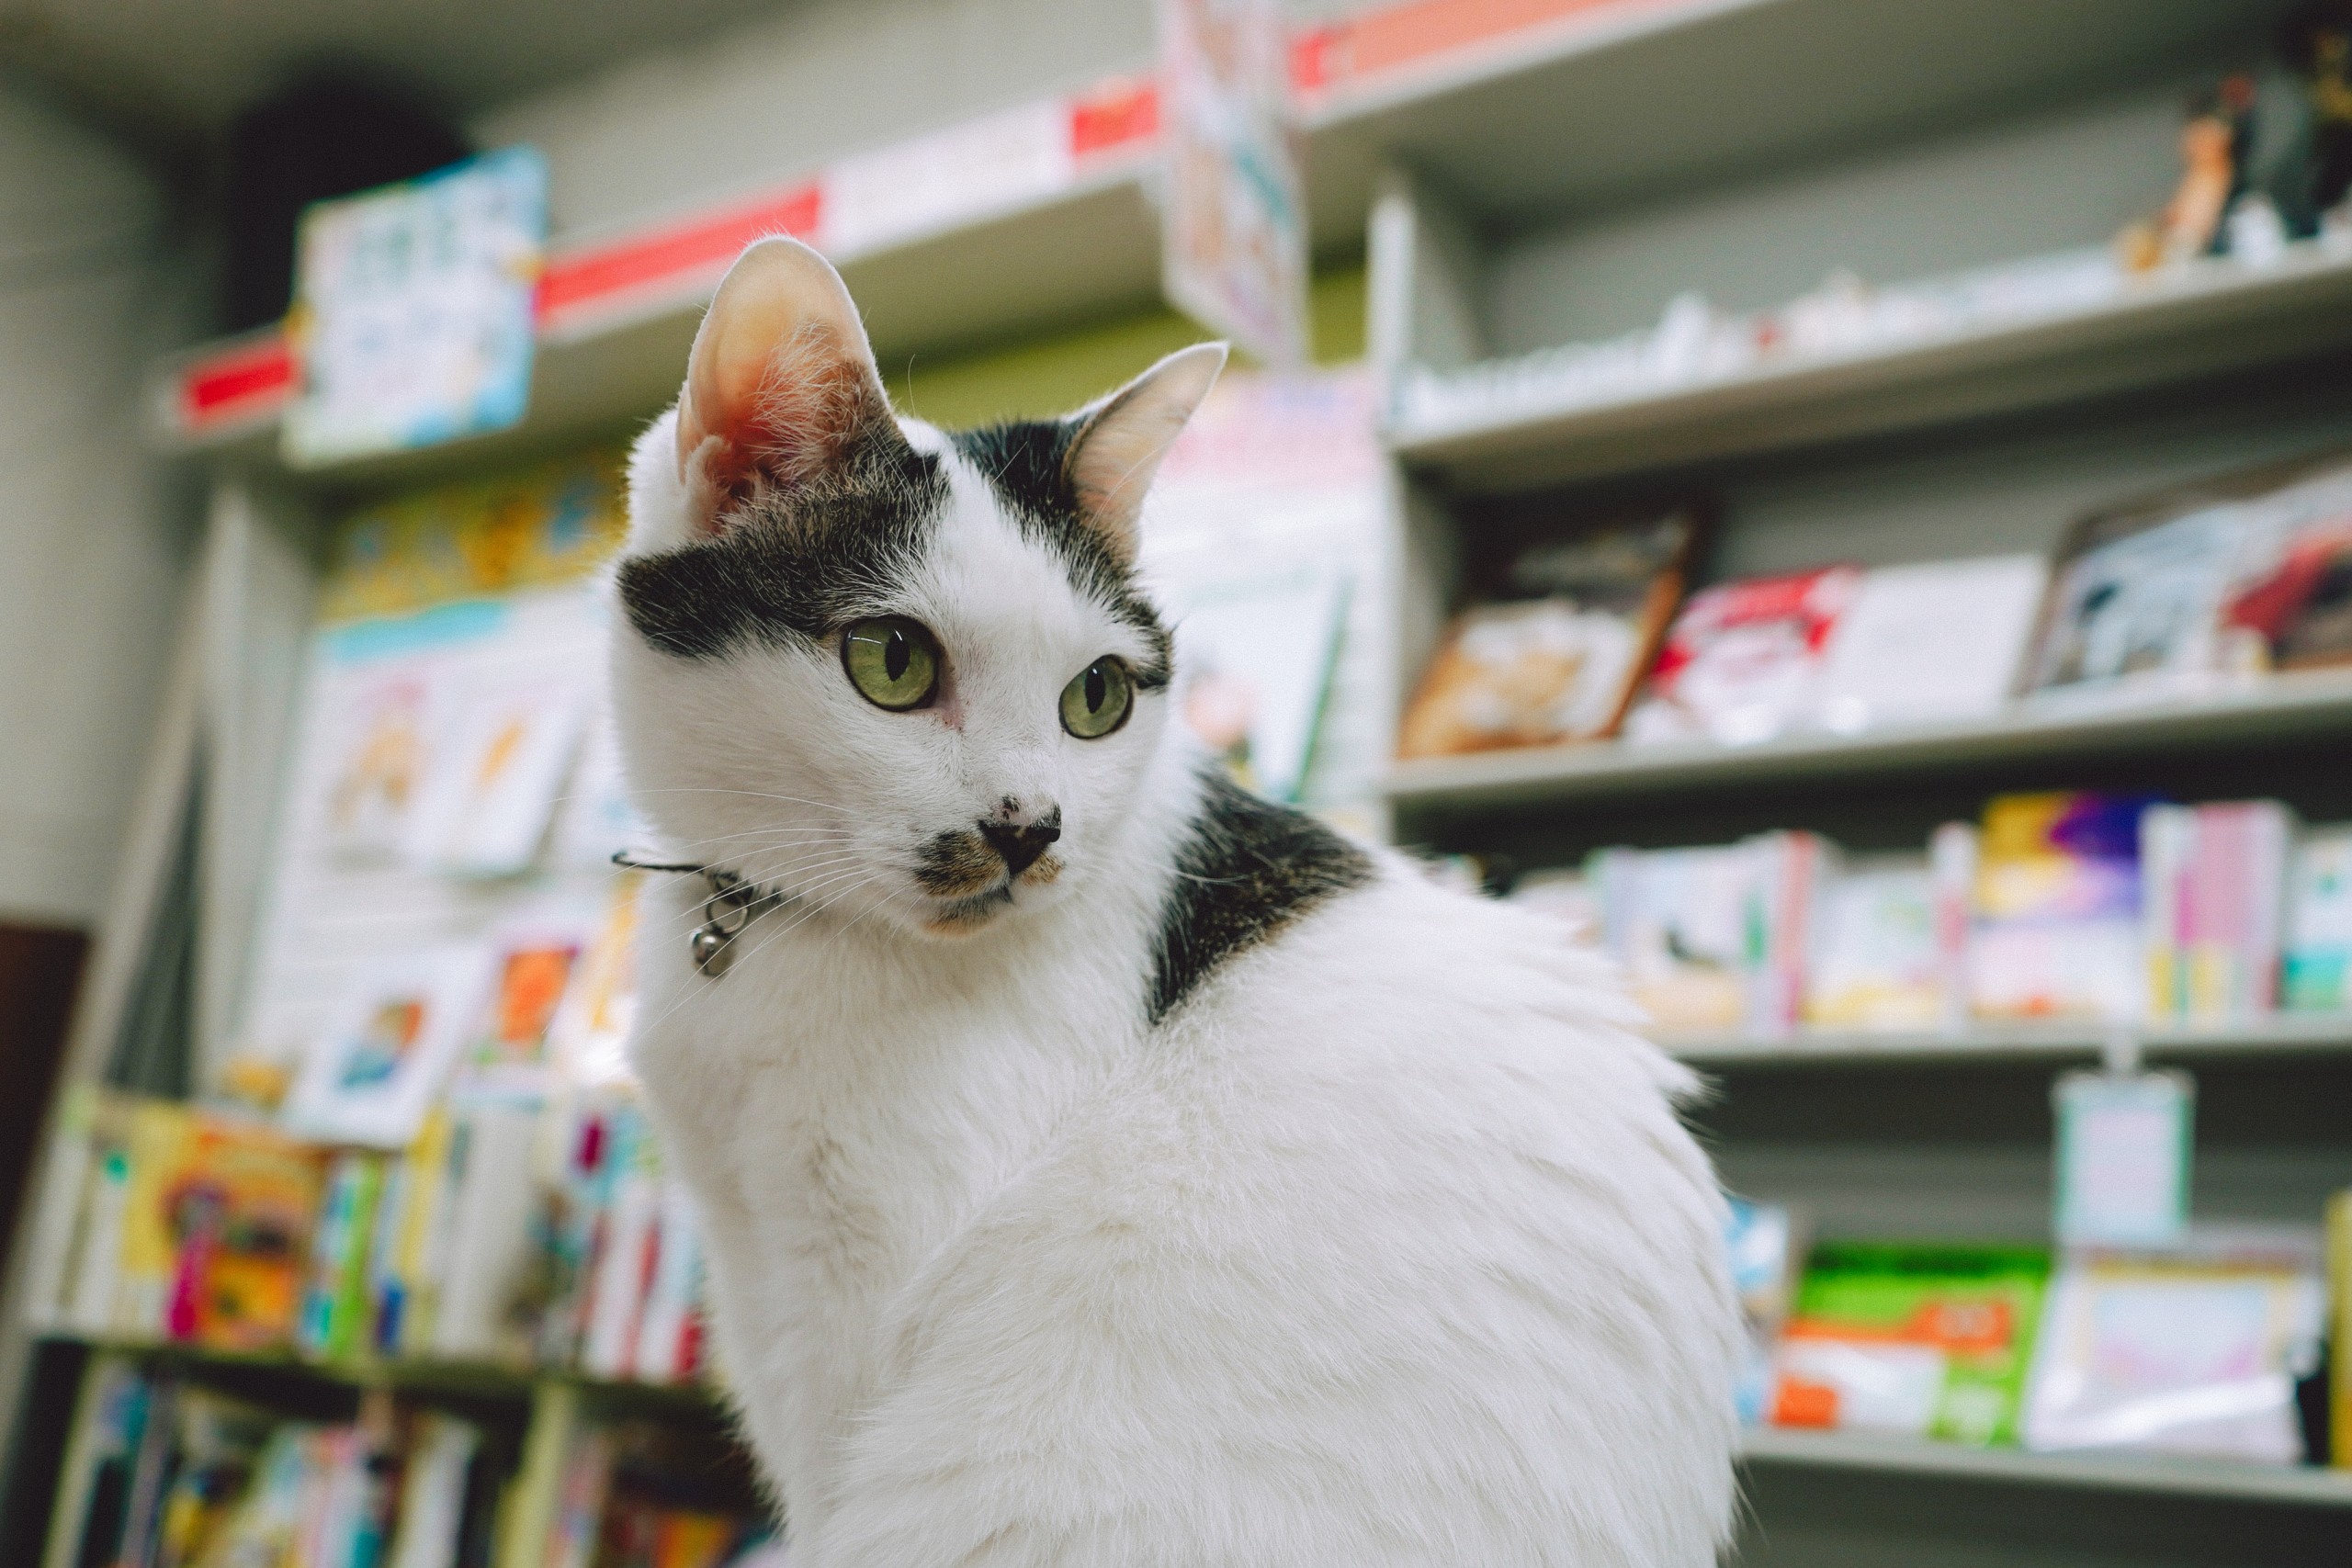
[893,264,1367,428]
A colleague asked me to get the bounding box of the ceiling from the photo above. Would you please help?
[0,0,801,152]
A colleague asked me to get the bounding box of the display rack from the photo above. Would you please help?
[1361,0,2350,1562]
[14,1,2351,1565]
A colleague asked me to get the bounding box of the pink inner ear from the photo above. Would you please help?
[674,239,889,528]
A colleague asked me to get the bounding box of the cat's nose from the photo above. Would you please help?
[977,808,1061,879]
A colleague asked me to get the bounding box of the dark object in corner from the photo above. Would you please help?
[221,75,471,333]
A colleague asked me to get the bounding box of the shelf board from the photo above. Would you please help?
[1667,1014,2352,1068]
[1383,670,2352,821]
[1307,0,2284,226]
[1741,1427,2352,1508]
[58,1333,720,1413]
[1389,242,2352,491]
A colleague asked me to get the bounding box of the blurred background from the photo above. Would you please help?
[3,2,2352,1564]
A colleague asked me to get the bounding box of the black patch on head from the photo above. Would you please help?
[1148,771,1375,1025]
[949,420,1175,688]
[618,434,949,659]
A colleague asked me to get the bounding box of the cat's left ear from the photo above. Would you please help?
[1063,342,1227,563]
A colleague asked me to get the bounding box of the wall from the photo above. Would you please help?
[0,78,193,927]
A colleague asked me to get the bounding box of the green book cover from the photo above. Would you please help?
[1778,1242,2051,1447]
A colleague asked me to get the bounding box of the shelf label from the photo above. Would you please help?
[2052,1068,2193,1247]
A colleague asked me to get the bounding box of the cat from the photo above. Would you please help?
[609,236,1740,1567]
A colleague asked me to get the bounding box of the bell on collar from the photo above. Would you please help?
[692,926,736,976]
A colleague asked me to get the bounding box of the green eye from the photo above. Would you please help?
[842,617,942,710]
[1059,658,1134,739]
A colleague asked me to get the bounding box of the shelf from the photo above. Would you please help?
[55,1334,721,1414]
[1305,0,2282,225]
[1388,242,2352,491]
[1740,1427,2352,1508]
[1666,1013,2352,1068]
[1383,670,2352,822]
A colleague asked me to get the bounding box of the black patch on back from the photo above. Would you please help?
[1148,771,1375,1025]
[618,434,948,659]
[950,420,1174,688]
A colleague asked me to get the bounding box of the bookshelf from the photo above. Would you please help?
[1361,0,2352,1562]
[14,2,2350,1566]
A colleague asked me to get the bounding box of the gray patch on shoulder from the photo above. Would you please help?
[1148,771,1375,1026]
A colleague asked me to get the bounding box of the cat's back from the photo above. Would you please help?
[822,828,1740,1567]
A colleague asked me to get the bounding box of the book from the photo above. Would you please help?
[284,945,493,1149]
[1589,834,1828,1036]
[430,1100,544,1361]
[1397,507,1699,757]
[1813,554,2049,732]
[458,916,594,1095]
[111,1100,202,1338]
[1725,1198,1804,1427]
[2140,800,2295,1023]
[166,1119,327,1350]
[1771,1242,2051,1447]
[1804,856,1947,1031]
[388,1413,483,1568]
[2283,827,2352,1010]
[1969,792,2158,1022]
[2023,1235,2326,1462]
[407,675,593,877]
[47,1358,151,1568]
[1624,565,1862,748]
[298,1151,387,1360]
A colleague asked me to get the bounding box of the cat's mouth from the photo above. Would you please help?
[914,846,1067,934]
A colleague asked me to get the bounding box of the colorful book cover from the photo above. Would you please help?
[2023,1240,2325,1462]
[1805,857,1945,1030]
[166,1120,327,1351]
[406,676,593,877]
[299,1152,386,1361]
[1771,1242,2051,1447]
[1397,507,1699,758]
[111,1100,201,1337]
[284,945,492,1150]
[2142,800,2294,1022]
[1726,1198,1804,1426]
[1623,565,1862,748]
[1589,844,1756,1032]
[460,919,592,1093]
[2283,827,2352,1011]
[1970,792,2158,1022]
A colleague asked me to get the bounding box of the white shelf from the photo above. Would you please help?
[1308,0,2283,227]
[1667,1013,2352,1068]
[1384,670,2352,819]
[1387,243,2352,491]
[1740,1427,2352,1508]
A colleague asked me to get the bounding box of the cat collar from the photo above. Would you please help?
[612,852,784,978]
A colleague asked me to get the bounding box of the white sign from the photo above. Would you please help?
[2052,1069,2194,1247]
[820,101,1075,259]
[1158,0,1309,366]
[284,146,547,466]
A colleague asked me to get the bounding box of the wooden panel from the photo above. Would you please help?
[0,925,88,1251]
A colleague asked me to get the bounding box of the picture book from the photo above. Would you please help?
[1771,1242,2051,1447]
[1725,1198,1805,1427]
[322,671,435,864]
[458,915,594,1093]
[1623,565,1861,748]
[2283,827,2352,1010]
[1589,832,1827,1036]
[1970,792,2157,1022]
[1397,507,1699,757]
[2140,800,2294,1023]
[1157,556,1350,803]
[1804,856,1948,1031]
[1814,554,2048,732]
[283,945,492,1149]
[164,1119,326,1350]
[408,676,592,877]
[2023,1237,2325,1462]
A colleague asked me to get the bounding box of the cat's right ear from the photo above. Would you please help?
[667,238,896,536]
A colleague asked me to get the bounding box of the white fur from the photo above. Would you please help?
[613,405,1740,1565]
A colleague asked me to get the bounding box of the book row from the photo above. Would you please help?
[1725,1192,2350,1469]
[1505,791,2352,1034]
[25,1087,710,1391]
[1398,443,2352,763]
[43,1359,780,1568]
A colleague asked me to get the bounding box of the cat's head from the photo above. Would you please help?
[611,237,1223,940]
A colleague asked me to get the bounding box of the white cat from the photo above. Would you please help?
[610,237,1739,1567]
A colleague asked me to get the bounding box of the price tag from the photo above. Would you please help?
[2052,1068,2193,1247]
